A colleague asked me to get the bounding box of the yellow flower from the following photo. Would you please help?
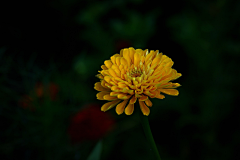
[94,47,181,116]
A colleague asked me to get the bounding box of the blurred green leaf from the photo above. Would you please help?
[86,140,102,160]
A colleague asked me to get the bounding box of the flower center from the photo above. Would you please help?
[129,68,142,77]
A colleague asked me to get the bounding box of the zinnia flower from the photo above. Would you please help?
[68,104,115,143]
[94,47,181,116]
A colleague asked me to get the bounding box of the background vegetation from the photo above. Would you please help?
[1,0,240,159]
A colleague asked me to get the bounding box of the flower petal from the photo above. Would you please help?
[116,100,128,115]
[116,57,121,66]
[104,76,111,83]
[94,82,110,91]
[111,55,116,64]
[139,100,150,116]
[110,92,120,96]
[129,47,135,63]
[120,49,124,56]
[101,100,121,112]
[111,86,120,92]
[104,95,119,100]
[125,103,134,115]
[145,99,152,107]
[96,74,104,79]
[139,95,148,101]
[123,49,131,66]
[112,65,121,76]
[117,94,132,100]
[156,94,165,99]
[134,52,141,67]
[120,57,128,66]
[97,91,110,100]
[173,73,182,80]
[161,82,181,89]
[101,65,108,70]
[129,96,137,104]
[151,56,161,69]
[101,80,112,89]
[159,89,179,96]
[104,60,112,68]
[145,50,155,62]
[109,68,118,78]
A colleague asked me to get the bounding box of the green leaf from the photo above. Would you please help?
[86,140,102,160]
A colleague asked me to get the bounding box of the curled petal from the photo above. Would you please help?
[139,100,150,116]
[101,100,121,112]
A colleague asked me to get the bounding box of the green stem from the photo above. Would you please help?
[139,111,162,160]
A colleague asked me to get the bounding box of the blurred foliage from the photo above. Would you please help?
[0,0,240,160]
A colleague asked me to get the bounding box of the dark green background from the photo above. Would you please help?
[1,0,240,159]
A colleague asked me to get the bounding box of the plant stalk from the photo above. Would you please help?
[139,110,161,160]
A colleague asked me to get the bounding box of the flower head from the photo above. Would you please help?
[94,47,181,116]
[68,104,115,144]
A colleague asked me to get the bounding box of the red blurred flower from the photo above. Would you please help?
[19,95,34,110]
[68,104,115,144]
[35,82,59,100]
[19,82,59,110]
